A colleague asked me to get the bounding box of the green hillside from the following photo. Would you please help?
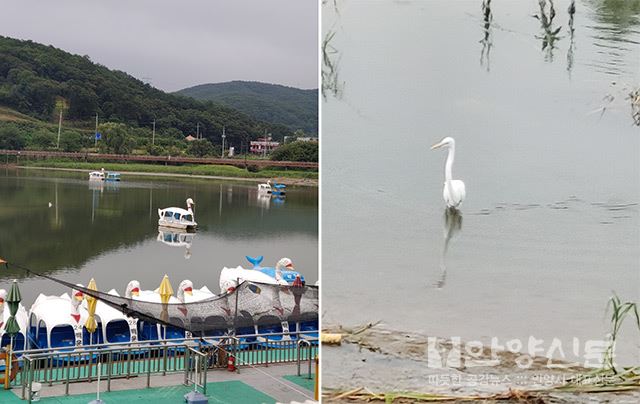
[175,81,318,135]
[0,36,293,150]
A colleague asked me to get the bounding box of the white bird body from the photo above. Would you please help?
[431,137,466,209]
[443,179,466,208]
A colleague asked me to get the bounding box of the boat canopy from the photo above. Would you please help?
[159,208,194,221]
[55,281,318,335]
[29,293,88,348]
[90,290,137,343]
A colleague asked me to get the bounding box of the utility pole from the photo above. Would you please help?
[56,109,63,149]
[94,113,98,147]
[196,122,200,139]
[152,119,156,146]
[221,125,226,158]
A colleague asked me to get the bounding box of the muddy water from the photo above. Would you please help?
[322,0,640,378]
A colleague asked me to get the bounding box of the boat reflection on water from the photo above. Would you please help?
[90,180,121,224]
[88,180,120,192]
[157,226,196,259]
[257,192,271,209]
[435,208,463,289]
[251,189,286,210]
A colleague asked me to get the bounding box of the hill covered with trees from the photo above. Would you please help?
[0,36,294,155]
[175,81,318,136]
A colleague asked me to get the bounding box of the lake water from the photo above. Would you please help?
[322,0,639,365]
[0,168,318,306]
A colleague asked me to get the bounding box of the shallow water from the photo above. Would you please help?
[0,168,318,305]
[323,0,639,365]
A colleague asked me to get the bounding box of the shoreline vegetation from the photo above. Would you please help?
[323,294,640,402]
[3,161,318,186]
[322,322,640,403]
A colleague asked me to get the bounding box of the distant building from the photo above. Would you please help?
[297,137,318,143]
[184,135,197,142]
[250,137,280,154]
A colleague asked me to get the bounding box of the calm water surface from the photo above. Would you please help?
[323,0,639,363]
[0,168,318,305]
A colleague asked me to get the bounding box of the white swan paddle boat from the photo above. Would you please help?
[258,180,272,194]
[86,289,139,344]
[158,198,197,230]
[0,288,29,352]
[28,286,89,350]
[88,168,121,182]
[271,183,286,196]
[89,170,105,181]
[125,280,185,341]
[219,257,314,344]
[219,256,304,294]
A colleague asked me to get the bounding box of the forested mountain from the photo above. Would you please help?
[0,36,293,149]
[176,81,318,135]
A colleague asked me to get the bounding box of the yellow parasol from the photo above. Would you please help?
[158,275,173,323]
[85,278,98,335]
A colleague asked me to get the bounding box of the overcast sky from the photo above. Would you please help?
[0,0,318,92]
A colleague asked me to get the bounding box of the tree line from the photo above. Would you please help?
[0,36,302,156]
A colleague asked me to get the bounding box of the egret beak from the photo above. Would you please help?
[430,141,444,150]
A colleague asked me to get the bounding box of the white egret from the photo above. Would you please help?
[431,137,466,209]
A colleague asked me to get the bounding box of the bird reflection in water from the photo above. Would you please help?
[435,208,463,289]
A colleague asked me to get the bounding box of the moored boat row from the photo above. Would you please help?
[3,256,316,354]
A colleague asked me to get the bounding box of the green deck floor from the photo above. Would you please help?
[10,346,317,385]
[283,374,315,391]
[0,380,276,403]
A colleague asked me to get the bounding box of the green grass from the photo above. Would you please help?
[19,160,318,180]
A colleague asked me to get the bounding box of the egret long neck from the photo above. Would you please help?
[444,144,455,182]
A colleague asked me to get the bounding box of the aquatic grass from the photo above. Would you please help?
[556,294,640,392]
[603,294,639,374]
[478,0,493,71]
[629,88,640,126]
[533,0,563,61]
[322,29,343,100]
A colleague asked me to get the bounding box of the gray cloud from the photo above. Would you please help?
[0,0,318,91]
